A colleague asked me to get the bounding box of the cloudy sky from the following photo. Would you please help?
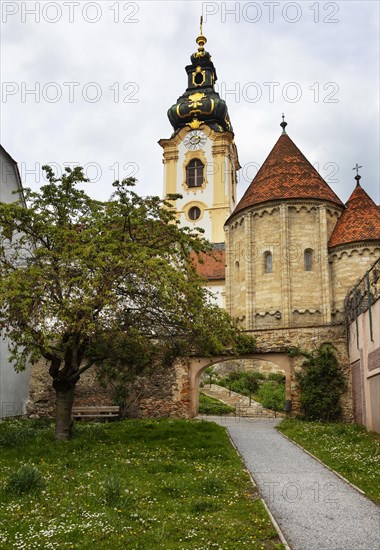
[1,0,379,205]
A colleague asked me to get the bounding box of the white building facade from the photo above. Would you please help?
[0,145,31,418]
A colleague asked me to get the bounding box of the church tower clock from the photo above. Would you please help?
[159,20,240,243]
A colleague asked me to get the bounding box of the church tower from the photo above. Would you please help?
[225,119,345,330]
[159,21,240,244]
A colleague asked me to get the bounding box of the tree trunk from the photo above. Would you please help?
[54,384,75,440]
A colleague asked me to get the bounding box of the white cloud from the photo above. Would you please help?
[1,0,379,204]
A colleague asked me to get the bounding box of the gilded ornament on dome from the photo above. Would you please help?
[224,117,231,130]
[176,95,214,119]
[188,92,206,103]
[189,118,203,129]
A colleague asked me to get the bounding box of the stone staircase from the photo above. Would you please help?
[201,384,285,418]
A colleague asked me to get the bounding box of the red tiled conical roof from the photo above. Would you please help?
[230,133,343,218]
[328,182,380,248]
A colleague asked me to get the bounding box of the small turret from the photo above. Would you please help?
[329,167,380,249]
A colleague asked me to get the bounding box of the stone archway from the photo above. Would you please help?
[188,353,292,417]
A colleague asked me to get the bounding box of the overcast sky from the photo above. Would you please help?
[1,0,379,205]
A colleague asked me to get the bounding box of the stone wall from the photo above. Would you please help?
[225,201,343,331]
[27,357,194,420]
[27,323,352,423]
[248,323,352,421]
[27,359,114,418]
[209,358,287,379]
[329,244,380,318]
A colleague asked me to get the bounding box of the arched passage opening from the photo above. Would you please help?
[188,353,292,417]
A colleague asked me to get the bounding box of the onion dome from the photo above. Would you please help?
[328,169,380,248]
[167,19,232,134]
[229,118,343,220]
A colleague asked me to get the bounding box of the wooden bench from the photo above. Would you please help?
[72,405,120,421]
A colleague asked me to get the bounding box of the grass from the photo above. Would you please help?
[198,393,235,415]
[0,418,283,549]
[277,419,380,503]
[215,372,285,411]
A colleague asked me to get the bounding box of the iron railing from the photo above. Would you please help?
[344,257,380,346]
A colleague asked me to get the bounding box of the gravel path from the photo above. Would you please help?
[206,416,380,550]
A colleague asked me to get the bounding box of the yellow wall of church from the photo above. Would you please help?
[160,125,239,244]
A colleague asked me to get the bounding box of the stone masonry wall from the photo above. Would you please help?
[248,323,352,421]
[27,357,193,420]
[27,323,352,422]
[27,359,114,418]
[226,202,343,331]
[330,244,380,318]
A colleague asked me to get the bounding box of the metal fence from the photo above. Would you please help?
[344,257,380,346]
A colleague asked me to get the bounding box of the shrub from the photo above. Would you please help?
[248,371,265,380]
[257,381,285,411]
[218,371,265,397]
[5,464,45,495]
[227,370,243,382]
[268,372,286,382]
[198,394,235,415]
[103,475,123,506]
[295,342,346,421]
[235,333,256,354]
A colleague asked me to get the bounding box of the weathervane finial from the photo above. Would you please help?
[280,113,287,134]
[352,163,363,186]
[196,15,207,52]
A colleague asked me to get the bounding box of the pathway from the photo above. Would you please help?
[205,416,380,550]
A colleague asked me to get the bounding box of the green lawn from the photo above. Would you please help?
[198,393,235,415]
[277,419,380,503]
[0,418,283,549]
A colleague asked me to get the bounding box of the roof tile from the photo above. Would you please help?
[231,133,343,218]
[328,183,380,248]
[191,249,225,280]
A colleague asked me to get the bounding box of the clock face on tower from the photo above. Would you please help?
[184,130,207,150]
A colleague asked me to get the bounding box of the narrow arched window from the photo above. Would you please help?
[264,251,272,274]
[304,249,313,271]
[186,159,204,188]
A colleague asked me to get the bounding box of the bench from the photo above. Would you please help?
[72,405,120,421]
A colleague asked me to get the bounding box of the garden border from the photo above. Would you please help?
[276,429,366,497]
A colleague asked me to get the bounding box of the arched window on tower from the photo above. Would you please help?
[186,159,204,188]
[264,251,272,274]
[235,260,240,282]
[304,249,313,271]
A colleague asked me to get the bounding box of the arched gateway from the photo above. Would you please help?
[28,352,292,420]
[188,353,291,416]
